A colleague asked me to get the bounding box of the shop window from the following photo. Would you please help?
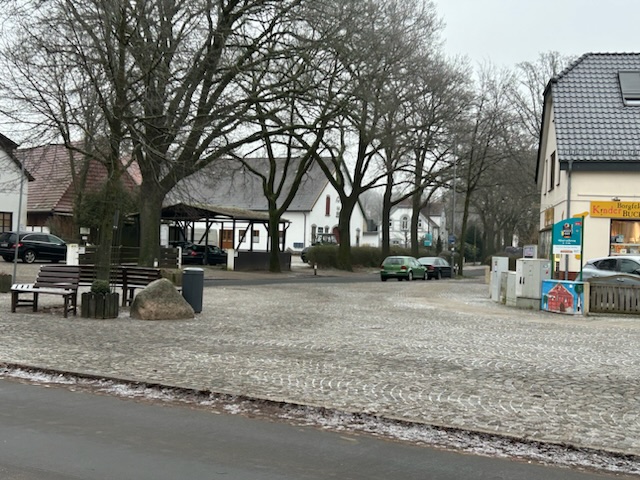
[610,220,640,255]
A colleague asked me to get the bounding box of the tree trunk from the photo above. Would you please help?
[268,212,282,273]
[336,197,355,271]
[410,193,422,257]
[381,173,394,258]
[138,182,165,267]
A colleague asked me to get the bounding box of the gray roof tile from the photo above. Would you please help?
[168,158,331,212]
[551,53,640,163]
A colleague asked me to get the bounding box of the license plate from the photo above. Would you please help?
[0,242,7,247]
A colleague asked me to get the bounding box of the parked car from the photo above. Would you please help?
[582,255,640,280]
[418,256,453,280]
[172,241,227,266]
[301,233,338,264]
[380,255,426,282]
[0,231,67,264]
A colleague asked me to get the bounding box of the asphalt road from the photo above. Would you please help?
[0,378,631,480]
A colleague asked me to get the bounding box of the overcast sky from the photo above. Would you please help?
[433,0,640,68]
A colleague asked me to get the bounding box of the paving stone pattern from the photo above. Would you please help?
[1,268,639,455]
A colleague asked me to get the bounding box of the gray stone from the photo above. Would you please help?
[130,278,194,320]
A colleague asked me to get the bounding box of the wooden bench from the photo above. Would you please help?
[11,265,80,318]
[75,264,162,306]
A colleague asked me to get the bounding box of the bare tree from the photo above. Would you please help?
[511,51,574,144]
[311,0,445,270]
[0,0,308,269]
[229,15,345,272]
[453,65,517,275]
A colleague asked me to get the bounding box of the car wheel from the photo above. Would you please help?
[2,255,12,262]
[381,276,387,282]
[436,270,442,280]
[397,277,402,281]
[422,271,426,280]
[22,249,36,264]
[408,271,413,281]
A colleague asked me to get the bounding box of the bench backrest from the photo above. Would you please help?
[78,264,125,285]
[123,266,162,286]
[34,265,80,290]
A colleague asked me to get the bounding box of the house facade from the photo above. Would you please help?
[386,202,445,249]
[168,159,371,252]
[537,53,640,278]
[0,133,30,232]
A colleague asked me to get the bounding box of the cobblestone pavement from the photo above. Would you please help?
[1,260,639,457]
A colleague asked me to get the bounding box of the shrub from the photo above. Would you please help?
[306,245,440,269]
[90,279,111,295]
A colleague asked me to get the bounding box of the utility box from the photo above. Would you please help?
[490,256,510,302]
[515,258,552,308]
[506,271,517,307]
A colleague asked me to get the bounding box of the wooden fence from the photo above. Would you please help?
[79,246,179,269]
[589,281,640,314]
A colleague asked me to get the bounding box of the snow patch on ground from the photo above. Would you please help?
[2,365,639,477]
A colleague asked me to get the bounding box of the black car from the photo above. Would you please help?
[417,256,453,280]
[0,231,67,264]
[172,241,227,266]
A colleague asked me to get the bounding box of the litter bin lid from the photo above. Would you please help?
[183,268,204,272]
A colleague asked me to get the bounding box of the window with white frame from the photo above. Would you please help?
[401,216,409,230]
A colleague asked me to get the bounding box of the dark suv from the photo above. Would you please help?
[0,231,67,264]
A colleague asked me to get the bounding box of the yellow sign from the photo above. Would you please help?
[590,201,640,219]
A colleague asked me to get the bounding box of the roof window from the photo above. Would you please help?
[619,71,640,106]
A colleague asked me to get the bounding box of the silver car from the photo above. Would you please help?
[582,255,640,281]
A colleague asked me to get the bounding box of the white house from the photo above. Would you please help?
[167,159,371,252]
[386,201,445,249]
[537,53,640,279]
[0,133,30,232]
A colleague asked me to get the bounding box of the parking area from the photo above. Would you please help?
[0,260,639,456]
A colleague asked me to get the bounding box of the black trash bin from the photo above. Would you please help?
[182,267,204,313]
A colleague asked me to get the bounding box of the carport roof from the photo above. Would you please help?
[161,202,289,223]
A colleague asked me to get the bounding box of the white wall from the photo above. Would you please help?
[0,150,28,231]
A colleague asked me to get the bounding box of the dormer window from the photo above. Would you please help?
[619,71,640,106]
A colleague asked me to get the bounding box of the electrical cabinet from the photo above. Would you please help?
[515,258,551,299]
[490,256,510,302]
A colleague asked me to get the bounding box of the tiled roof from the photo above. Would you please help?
[550,53,640,163]
[16,144,139,214]
[168,158,332,212]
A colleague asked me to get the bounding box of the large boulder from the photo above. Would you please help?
[130,278,194,320]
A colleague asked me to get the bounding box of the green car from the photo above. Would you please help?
[380,256,427,282]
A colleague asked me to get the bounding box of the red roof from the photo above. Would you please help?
[17,144,139,215]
